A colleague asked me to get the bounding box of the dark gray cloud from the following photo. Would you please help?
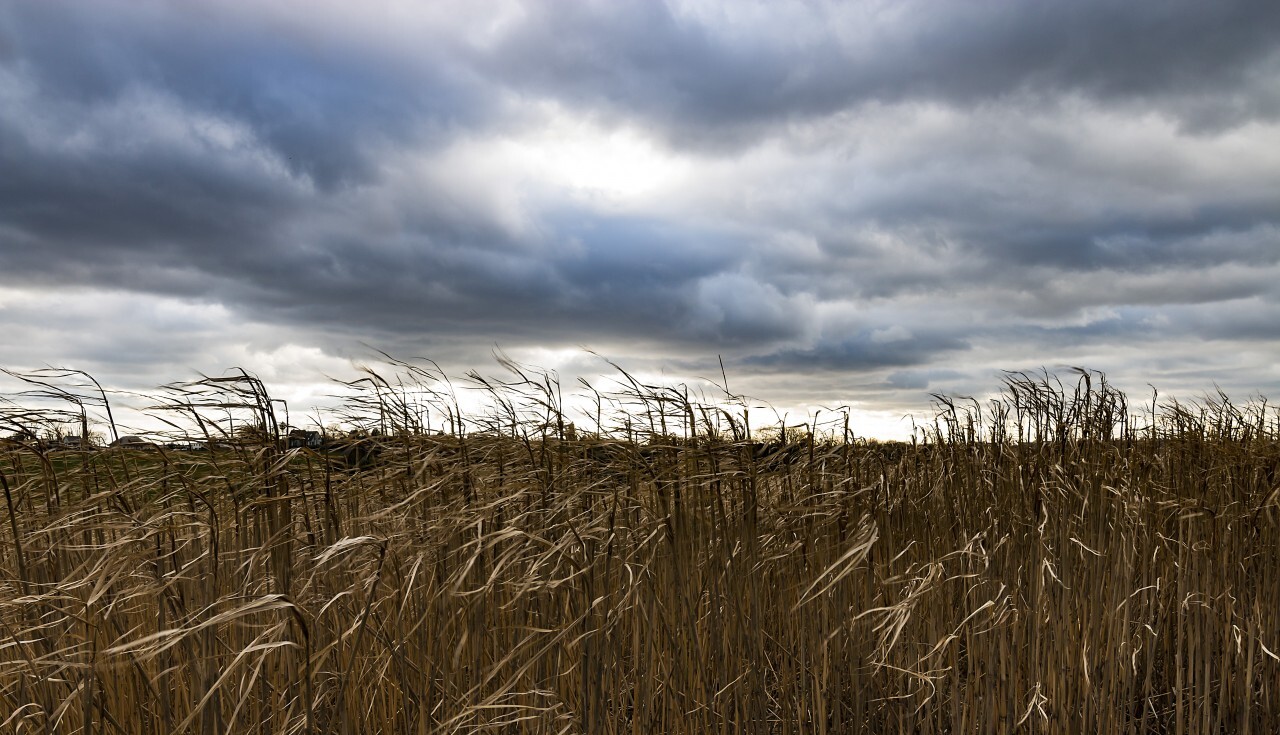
[746,329,970,372]
[2,2,491,188]
[474,0,1280,145]
[2,0,1278,434]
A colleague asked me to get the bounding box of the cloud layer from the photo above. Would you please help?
[2,0,1278,434]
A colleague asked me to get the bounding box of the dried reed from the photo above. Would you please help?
[0,364,1276,733]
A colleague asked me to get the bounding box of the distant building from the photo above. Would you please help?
[110,436,154,450]
[287,429,324,449]
[163,440,201,451]
[50,435,89,450]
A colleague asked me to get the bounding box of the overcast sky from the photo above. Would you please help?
[2,0,1278,437]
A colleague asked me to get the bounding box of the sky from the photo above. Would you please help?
[2,0,1279,439]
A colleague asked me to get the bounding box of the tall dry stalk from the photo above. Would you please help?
[0,364,1276,733]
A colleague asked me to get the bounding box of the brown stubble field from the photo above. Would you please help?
[0,365,1278,733]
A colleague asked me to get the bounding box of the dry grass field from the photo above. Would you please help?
[1,365,1277,733]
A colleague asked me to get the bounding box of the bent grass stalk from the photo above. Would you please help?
[0,365,1276,733]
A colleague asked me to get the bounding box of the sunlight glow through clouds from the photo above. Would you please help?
[468,104,692,204]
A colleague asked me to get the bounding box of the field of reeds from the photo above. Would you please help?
[1,362,1277,734]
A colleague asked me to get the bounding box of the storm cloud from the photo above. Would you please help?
[1,0,1278,435]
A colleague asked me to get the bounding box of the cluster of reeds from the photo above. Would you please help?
[0,362,1277,733]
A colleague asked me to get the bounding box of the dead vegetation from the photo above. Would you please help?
[0,362,1277,733]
